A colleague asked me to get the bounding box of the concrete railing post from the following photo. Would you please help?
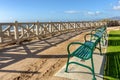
[7,27,11,36]
[26,25,29,38]
[36,21,40,39]
[21,27,24,37]
[14,21,19,44]
[0,25,3,43]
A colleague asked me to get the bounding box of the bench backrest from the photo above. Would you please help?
[91,26,106,43]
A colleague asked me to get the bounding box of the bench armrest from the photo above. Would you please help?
[91,29,97,34]
[84,33,100,42]
[67,42,91,55]
[84,33,93,42]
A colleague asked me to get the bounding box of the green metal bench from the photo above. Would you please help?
[85,26,107,55]
[65,26,107,80]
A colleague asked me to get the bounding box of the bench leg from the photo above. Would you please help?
[103,33,107,46]
[102,32,107,46]
[65,56,70,72]
[91,57,96,80]
[99,42,102,55]
[101,36,105,46]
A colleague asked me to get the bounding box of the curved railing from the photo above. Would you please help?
[0,21,107,44]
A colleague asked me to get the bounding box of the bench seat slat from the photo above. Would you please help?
[72,41,95,60]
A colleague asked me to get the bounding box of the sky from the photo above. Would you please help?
[0,0,120,22]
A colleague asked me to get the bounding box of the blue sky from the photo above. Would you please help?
[0,0,120,22]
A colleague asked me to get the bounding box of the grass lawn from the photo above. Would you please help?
[104,30,120,80]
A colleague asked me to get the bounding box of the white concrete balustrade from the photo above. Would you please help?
[0,21,107,44]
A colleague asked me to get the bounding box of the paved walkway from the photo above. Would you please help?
[55,49,106,80]
[0,28,107,80]
[0,31,85,80]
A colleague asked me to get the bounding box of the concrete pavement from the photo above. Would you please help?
[55,49,106,80]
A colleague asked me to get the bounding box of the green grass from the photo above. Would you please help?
[104,30,120,80]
